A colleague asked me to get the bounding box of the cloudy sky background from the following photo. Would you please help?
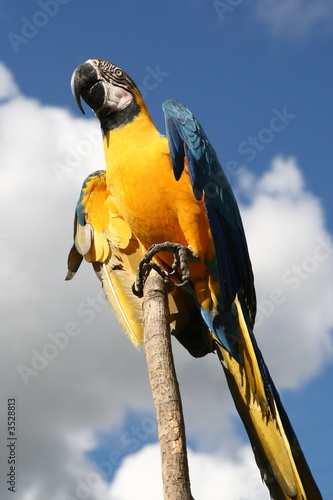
[0,1,332,499]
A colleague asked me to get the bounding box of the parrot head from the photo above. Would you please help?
[71,59,142,130]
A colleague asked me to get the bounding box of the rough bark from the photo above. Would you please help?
[142,270,195,500]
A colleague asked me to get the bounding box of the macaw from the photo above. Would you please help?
[67,59,322,500]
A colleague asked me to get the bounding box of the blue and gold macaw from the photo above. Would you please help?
[67,59,322,500]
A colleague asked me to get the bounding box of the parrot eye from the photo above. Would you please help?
[114,68,124,77]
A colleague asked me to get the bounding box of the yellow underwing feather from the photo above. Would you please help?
[105,217,132,249]
[99,261,144,348]
[89,231,111,262]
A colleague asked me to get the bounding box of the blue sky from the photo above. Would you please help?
[0,1,332,499]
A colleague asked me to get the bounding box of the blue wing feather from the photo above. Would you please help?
[163,99,256,329]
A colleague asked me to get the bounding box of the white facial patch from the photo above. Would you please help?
[104,84,133,111]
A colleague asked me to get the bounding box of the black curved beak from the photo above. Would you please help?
[71,61,105,115]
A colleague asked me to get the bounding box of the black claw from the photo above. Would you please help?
[132,242,200,297]
[132,282,142,298]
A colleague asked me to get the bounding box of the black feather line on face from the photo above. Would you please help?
[96,59,140,94]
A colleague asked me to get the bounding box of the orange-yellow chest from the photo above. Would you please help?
[103,112,211,261]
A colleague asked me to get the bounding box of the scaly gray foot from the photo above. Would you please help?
[132,242,200,298]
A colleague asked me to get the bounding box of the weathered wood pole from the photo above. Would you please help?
[142,270,195,500]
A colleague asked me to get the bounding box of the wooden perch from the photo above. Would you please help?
[142,269,195,500]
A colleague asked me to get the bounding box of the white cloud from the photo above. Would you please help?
[0,61,19,99]
[240,156,333,387]
[108,443,268,500]
[254,0,333,40]
[0,62,331,499]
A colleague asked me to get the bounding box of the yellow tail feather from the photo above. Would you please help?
[216,296,309,499]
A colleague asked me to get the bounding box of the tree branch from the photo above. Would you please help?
[142,269,195,500]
